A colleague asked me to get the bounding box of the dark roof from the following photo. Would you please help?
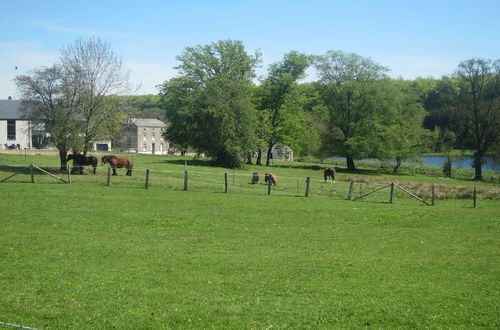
[130,118,166,128]
[0,99,22,119]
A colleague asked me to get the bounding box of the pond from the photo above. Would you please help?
[330,155,498,172]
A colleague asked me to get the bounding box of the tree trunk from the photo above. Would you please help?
[473,151,483,181]
[393,158,402,173]
[59,149,69,172]
[346,156,356,171]
[256,148,262,166]
[246,153,253,165]
[265,141,275,166]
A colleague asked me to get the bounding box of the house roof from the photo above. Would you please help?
[0,99,22,119]
[130,118,166,128]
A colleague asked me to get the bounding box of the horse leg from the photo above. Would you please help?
[112,167,117,176]
[92,166,96,175]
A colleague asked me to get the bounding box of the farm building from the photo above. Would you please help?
[0,98,34,149]
[117,118,169,154]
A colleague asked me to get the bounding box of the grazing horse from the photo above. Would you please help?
[251,172,259,184]
[264,172,277,185]
[67,154,98,174]
[324,167,336,182]
[101,155,133,176]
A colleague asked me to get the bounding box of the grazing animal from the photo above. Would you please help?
[251,172,259,184]
[264,172,277,185]
[67,154,98,175]
[324,167,336,182]
[101,155,133,176]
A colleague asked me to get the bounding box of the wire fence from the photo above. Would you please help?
[1,164,498,207]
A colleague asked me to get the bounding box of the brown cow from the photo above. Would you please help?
[264,172,277,185]
[324,167,336,182]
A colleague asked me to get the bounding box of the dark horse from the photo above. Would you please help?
[101,155,133,176]
[67,154,98,174]
[324,167,336,182]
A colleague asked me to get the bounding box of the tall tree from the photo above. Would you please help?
[314,51,388,171]
[453,58,500,180]
[16,38,130,169]
[160,40,260,168]
[255,51,310,166]
[16,66,82,170]
[373,79,431,172]
[60,37,130,154]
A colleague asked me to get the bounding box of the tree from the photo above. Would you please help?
[254,51,310,166]
[16,66,82,170]
[373,79,431,172]
[16,38,130,169]
[60,38,130,154]
[453,58,500,180]
[160,40,260,167]
[314,51,388,171]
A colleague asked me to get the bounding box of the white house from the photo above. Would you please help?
[0,98,33,149]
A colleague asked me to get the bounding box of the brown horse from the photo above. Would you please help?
[101,155,133,176]
[264,172,277,185]
[324,167,336,182]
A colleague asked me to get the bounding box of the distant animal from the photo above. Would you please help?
[67,154,98,175]
[264,172,277,185]
[324,167,336,182]
[251,172,259,184]
[101,155,133,176]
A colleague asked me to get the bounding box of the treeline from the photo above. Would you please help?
[155,40,499,180]
[15,38,499,180]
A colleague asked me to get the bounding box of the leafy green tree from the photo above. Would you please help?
[314,51,388,171]
[254,51,311,165]
[453,58,500,180]
[159,40,260,167]
[373,79,431,172]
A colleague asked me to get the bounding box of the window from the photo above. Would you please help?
[7,120,15,140]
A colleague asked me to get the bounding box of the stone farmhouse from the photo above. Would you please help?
[119,118,169,154]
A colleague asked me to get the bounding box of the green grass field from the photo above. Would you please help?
[0,152,499,329]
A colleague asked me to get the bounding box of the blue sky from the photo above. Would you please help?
[1,0,499,98]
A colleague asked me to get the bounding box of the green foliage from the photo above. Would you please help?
[254,51,311,165]
[314,50,389,170]
[160,40,260,168]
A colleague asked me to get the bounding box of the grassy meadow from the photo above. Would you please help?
[0,151,499,329]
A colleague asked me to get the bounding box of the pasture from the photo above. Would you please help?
[0,152,499,329]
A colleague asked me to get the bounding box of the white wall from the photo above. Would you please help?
[0,120,31,149]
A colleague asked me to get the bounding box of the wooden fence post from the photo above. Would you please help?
[267,176,272,195]
[224,173,228,193]
[145,169,150,189]
[305,177,310,197]
[106,167,111,186]
[30,164,34,183]
[184,170,188,191]
[67,166,71,183]
[431,184,435,206]
[389,182,394,204]
[473,187,477,208]
[347,181,354,200]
